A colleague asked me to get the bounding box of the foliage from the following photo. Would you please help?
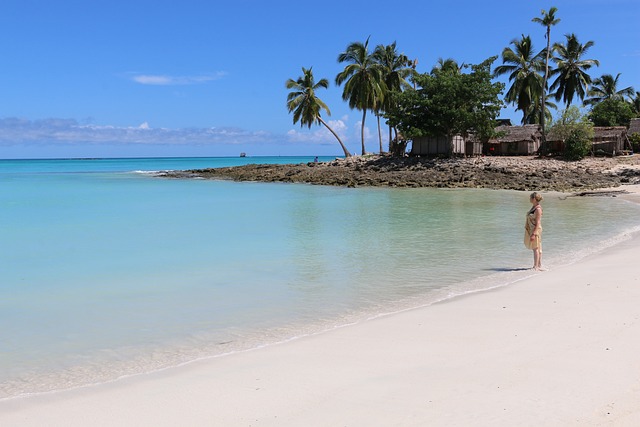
[372,42,413,153]
[286,67,351,157]
[550,33,599,107]
[385,57,504,142]
[631,91,640,116]
[584,73,635,106]
[629,132,640,152]
[336,37,386,155]
[588,98,635,127]
[493,35,545,124]
[549,106,594,160]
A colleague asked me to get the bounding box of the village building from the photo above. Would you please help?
[409,123,633,157]
[485,125,541,156]
[629,118,640,137]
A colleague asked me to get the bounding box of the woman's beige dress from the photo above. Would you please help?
[524,206,542,250]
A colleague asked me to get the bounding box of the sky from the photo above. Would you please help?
[0,0,638,159]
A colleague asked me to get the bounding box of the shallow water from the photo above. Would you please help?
[1,157,639,398]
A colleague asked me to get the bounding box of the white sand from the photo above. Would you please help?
[2,187,640,427]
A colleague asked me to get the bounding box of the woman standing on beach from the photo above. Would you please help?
[525,192,544,270]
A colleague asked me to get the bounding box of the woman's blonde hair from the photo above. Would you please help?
[530,192,543,202]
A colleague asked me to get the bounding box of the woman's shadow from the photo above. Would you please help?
[485,267,531,272]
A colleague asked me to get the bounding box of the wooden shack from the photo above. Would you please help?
[591,126,629,155]
[485,125,541,155]
[629,118,640,137]
[546,126,630,156]
[411,135,482,157]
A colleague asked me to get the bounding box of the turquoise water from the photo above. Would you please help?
[1,156,639,398]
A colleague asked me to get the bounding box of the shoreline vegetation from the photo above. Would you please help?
[158,154,640,192]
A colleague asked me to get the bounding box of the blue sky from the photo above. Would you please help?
[0,0,638,158]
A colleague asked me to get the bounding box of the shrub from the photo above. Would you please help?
[564,127,593,160]
[630,133,640,152]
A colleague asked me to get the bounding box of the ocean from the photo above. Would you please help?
[1,156,639,399]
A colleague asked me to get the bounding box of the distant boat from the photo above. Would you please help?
[240,152,246,157]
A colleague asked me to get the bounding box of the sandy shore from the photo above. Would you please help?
[2,188,640,426]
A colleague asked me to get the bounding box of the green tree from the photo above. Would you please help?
[584,73,635,106]
[524,96,557,125]
[385,57,504,150]
[431,58,464,75]
[549,106,594,160]
[286,67,351,157]
[373,41,413,153]
[632,91,640,116]
[550,33,599,107]
[588,97,635,127]
[493,35,545,124]
[336,37,386,155]
[532,6,560,153]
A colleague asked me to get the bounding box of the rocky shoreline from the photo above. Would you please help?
[157,155,640,192]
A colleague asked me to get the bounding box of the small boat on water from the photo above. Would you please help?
[240,152,246,157]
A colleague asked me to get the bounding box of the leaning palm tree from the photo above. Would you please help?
[336,37,386,155]
[583,73,635,106]
[286,67,351,157]
[373,42,412,153]
[532,6,560,153]
[493,35,545,124]
[550,33,600,107]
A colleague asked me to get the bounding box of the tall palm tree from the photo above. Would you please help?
[286,67,351,157]
[336,37,386,155]
[373,42,412,153]
[550,33,600,107]
[584,73,635,106]
[493,35,545,124]
[532,6,560,153]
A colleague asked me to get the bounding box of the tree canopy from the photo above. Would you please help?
[385,57,504,142]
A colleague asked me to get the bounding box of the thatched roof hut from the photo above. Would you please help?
[486,125,541,155]
[591,126,629,155]
[629,118,640,136]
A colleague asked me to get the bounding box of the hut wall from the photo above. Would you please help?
[411,135,466,156]
[465,140,483,156]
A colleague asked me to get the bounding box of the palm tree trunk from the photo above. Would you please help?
[376,114,383,154]
[318,117,351,157]
[360,109,367,155]
[540,27,551,155]
[388,125,393,153]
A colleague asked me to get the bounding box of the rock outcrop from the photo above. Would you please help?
[158,155,640,192]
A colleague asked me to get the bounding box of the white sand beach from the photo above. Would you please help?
[2,187,640,427]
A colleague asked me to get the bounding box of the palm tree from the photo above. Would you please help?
[584,73,635,106]
[431,58,464,75]
[336,37,386,155]
[524,96,557,125]
[550,33,600,107]
[633,91,640,116]
[493,35,545,124]
[532,6,560,153]
[286,67,351,157]
[373,42,412,153]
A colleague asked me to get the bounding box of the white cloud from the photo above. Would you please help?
[286,118,348,145]
[129,72,227,86]
[0,118,273,146]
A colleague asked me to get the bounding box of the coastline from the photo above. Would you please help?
[158,154,640,192]
[2,187,639,426]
